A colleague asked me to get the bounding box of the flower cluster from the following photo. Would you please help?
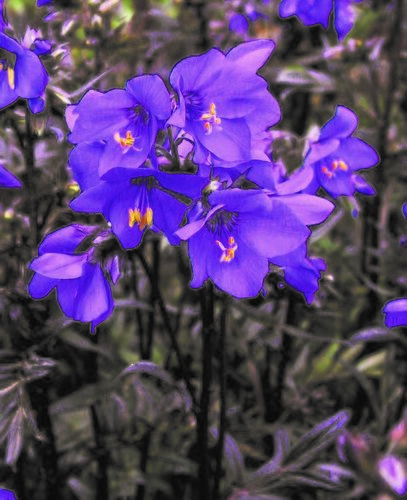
[26,39,378,331]
[279,0,364,40]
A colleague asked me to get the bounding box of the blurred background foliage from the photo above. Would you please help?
[0,0,406,499]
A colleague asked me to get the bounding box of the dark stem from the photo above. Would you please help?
[135,249,198,410]
[359,0,403,319]
[134,242,159,499]
[213,296,228,500]
[24,110,39,252]
[197,282,215,500]
[135,430,152,500]
[91,403,109,500]
[28,379,59,500]
[130,252,147,358]
[167,127,181,169]
[145,239,159,359]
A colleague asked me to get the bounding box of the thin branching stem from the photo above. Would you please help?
[135,248,198,411]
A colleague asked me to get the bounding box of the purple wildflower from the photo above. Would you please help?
[28,225,116,332]
[66,75,171,176]
[0,489,16,500]
[70,166,206,250]
[176,188,333,298]
[0,165,21,188]
[301,105,378,199]
[272,244,326,304]
[378,456,407,496]
[0,29,51,113]
[168,40,280,164]
[383,299,407,328]
[279,0,364,40]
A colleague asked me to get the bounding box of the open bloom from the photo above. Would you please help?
[168,40,280,164]
[0,30,51,113]
[176,188,333,298]
[70,166,206,250]
[301,105,378,199]
[279,0,363,40]
[66,75,171,175]
[28,225,116,332]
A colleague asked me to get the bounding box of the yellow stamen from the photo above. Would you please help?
[201,102,222,135]
[128,207,153,230]
[216,236,238,263]
[7,68,15,90]
[114,130,135,148]
[321,166,333,179]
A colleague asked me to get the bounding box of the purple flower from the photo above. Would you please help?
[66,75,171,176]
[37,0,52,5]
[0,29,51,114]
[0,165,21,188]
[279,0,363,40]
[378,456,407,496]
[176,188,333,298]
[301,105,378,199]
[271,244,326,304]
[383,299,407,328]
[228,1,269,34]
[28,225,116,332]
[70,166,206,250]
[168,40,280,164]
[229,14,250,34]
[0,489,17,500]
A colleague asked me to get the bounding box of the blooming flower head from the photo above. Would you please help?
[176,188,333,298]
[279,0,363,40]
[69,164,206,250]
[28,225,117,332]
[301,105,378,199]
[66,75,171,176]
[168,40,280,164]
[0,29,51,114]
